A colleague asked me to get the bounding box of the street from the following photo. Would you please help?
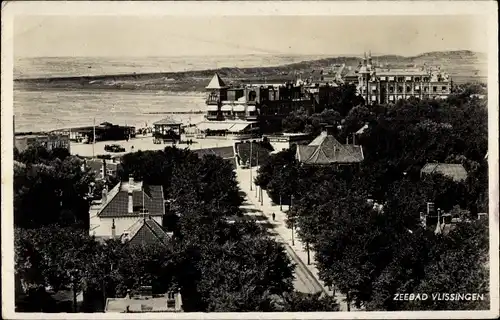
[235,166,351,311]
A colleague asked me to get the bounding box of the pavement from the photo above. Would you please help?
[235,166,352,311]
[70,134,235,158]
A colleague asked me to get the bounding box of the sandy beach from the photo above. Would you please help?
[71,134,235,158]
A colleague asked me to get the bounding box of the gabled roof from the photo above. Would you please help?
[124,218,172,247]
[421,163,468,182]
[206,73,228,89]
[296,131,364,165]
[96,182,165,218]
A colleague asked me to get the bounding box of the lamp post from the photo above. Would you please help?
[279,193,283,211]
[70,269,80,313]
[249,141,253,191]
[306,241,310,265]
[255,147,259,198]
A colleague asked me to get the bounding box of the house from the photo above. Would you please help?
[420,163,468,182]
[83,158,121,180]
[89,176,165,239]
[192,146,237,168]
[121,217,172,247]
[295,125,364,165]
[105,287,182,313]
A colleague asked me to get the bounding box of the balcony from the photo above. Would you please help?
[206,100,219,105]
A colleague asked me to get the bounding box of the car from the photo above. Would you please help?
[104,144,126,153]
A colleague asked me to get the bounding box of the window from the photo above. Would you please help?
[415,77,420,82]
[398,86,403,93]
[423,77,429,82]
[442,86,447,91]
[389,86,394,93]
[371,85,377,92]
[406,86,411,92]
[424,87,428,93]
[397,77,404,82]
[415,85,420,90]
[433,86,437,93]
[389,96,394,101]
[248,91,257,101]
[371,95,377,101]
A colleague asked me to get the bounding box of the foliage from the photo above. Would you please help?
[256,92,489,310]
[14,154,95,228]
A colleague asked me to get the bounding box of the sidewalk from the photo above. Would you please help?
[236,166,352,311]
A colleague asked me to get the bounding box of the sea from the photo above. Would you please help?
[14,55,327,132]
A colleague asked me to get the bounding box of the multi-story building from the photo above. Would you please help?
[14,133,71,153]
[353,52,453,104]
[198,73,335,137]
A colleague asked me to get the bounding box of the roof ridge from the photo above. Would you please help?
[96,182,122,217]
[143,219,169,247]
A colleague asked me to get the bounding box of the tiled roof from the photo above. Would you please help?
[296,131,364,165]
[193,146,235,159]
[97,182,164,218]
[125,218,172,247]
[421,163,468,182]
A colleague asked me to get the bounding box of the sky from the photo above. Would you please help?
[14,15,489,57]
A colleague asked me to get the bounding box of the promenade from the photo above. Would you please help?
[70,135,234,158]
[235,166,352,311]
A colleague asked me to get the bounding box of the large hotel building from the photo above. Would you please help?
[354,52,452,104]
[197,53,452,137]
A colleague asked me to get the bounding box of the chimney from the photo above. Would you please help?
[420,211,427,228]
[128,175,134,214]
[102,187,108,203]
[324,125,335,136]
[111,219,116,238]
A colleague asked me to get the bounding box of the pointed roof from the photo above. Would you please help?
[296,131,364,165]
[124,218,172,247]
[206,73,228,90]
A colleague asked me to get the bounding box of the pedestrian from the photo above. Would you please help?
[272,212,276,221]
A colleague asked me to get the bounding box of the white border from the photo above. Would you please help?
[1,1,499,319]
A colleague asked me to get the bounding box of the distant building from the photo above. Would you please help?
[105,287,182,313]
[296,125,364,166]
[345,52,452,104]
[89,176,165,239]
[153,117,182,144]
[15,133,70,153]
[198,73,339,136]
[83,158,121,180]
[50,122,136,143]
[262,133,311,152]
[192,146,237,168]
[420,163,468,182]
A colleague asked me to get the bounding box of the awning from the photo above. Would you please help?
[415,85,420,90]
[228,123,250,133]
[221,105,232,112]
[389,77,395,81]
[196,122,233,131]
[233,105,245,112]
[207,105,218,111]
[405,76,412,81]
[247,105,256,112]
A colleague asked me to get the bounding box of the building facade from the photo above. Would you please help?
[14,133,71,153]
[89,176,165,239]
[199,73,339,136]
[353,52,452,104]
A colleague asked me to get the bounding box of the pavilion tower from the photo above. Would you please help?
[206,73,228,104]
